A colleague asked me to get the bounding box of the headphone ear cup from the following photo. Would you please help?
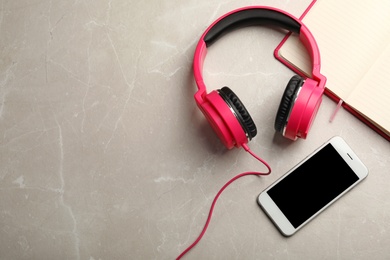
[198,88,253,149]
[274,75,304,134]
[219,87,257,140]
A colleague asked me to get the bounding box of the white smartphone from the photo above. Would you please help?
[258,136,368,236]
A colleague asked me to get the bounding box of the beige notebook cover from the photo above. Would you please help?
[277,0,390,139]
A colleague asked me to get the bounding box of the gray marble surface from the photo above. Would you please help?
[1,0,389,259]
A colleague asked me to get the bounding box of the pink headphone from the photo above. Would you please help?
[193,6,327,149]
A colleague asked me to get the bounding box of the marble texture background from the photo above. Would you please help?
[0,0,389,259]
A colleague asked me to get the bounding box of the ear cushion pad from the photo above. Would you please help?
[218,87,257,140]
[274,75,304,133]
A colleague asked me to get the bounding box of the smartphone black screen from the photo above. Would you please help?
[267,143,359,228]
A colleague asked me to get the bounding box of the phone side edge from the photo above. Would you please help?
[257,191,296,236]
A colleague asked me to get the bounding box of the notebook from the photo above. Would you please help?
[275,0,390,141]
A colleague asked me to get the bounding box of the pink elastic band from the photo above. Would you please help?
[329,99,344,122]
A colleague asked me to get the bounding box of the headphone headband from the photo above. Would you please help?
[193,6,325,104]
[204,8,301,46]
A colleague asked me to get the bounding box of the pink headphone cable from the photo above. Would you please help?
[176,144,271,259]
